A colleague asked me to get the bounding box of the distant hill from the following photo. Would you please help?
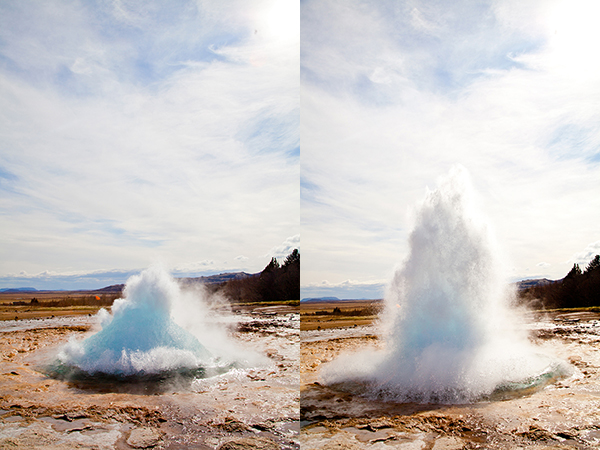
[179,272,257,286]
[91,284,125,293]
[301,297,340,302]
[518,255,600,309]
[219,250,300,302]
[0,256,299,304]
[515,278,555,290]
[0,287,38,293]
[84,272,258,295]
[0,272,260,295]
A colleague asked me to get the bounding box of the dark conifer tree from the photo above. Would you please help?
[219,249,300,302]
[585,255,600,273]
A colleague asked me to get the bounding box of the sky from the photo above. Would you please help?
[0,0,299,290]
[301,0,600,299]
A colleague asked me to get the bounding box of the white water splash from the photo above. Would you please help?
[58,266,263,376]
[323,166,568,402]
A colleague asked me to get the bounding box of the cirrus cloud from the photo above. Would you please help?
[0,0,299,289]
[301,0,600,298]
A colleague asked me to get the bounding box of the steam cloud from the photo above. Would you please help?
[323,166,568,403]
[57,265,262,377]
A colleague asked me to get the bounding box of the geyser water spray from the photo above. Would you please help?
[323,166,568,403]
[55,266,254,378]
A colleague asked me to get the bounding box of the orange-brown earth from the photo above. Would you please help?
[0,305,299,449]
[300,301,382,331]
[301,306,600,449]
[0,291,119,321]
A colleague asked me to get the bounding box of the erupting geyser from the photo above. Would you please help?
[324,166,568,403]
[55,266,219,378]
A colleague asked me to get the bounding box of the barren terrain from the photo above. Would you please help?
[301,305,600,449]
[0,291,119,321]
[0,304,299,449]
[300,301,381,331]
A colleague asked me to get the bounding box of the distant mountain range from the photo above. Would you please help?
[301,297,382,302]
[0,274,559,297]
[179,272,257,286]
[301,296,340,302]
[300,279,559,302]
[515,278,556,290]
[0,272,259,294]
[0,287,38,293]
[91,284,124,293]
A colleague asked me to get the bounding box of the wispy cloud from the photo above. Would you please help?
[268,234,300,258]
[0,268,140,291]
[0,0,299,289]
[301,0,600,297]
[570,241,600,268]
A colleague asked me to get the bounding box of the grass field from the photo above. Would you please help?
[0,291,120,321]
[300,299,383,330]
[0,291,300,321]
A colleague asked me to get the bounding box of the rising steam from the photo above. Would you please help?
[323,166,568,403]
[55,265,262,378]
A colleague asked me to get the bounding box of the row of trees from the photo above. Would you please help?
[520,255,600,309]
[218,249,300,302]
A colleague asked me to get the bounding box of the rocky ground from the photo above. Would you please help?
[0,306,300,449]
[301,311,600,450]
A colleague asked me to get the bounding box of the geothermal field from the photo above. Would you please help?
[1,169,596,450]
[301,309,600,449]
[301,169,600,449]
[0,268,300,449]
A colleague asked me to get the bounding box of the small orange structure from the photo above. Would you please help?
[95,296,101,300]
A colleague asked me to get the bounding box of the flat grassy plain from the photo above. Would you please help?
[0,291,120,321]
[0,291,300,321]
[300,299,383,330]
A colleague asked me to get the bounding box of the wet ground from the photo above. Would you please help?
[301,311,600,449]
[0,306,299,449]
